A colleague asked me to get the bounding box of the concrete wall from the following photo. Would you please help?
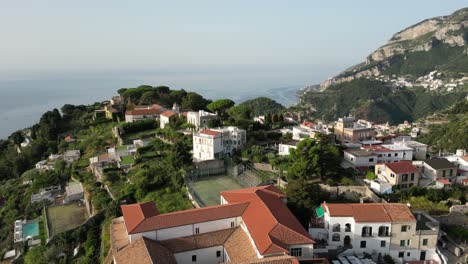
[136,217,242,241]
[174,246,224,264]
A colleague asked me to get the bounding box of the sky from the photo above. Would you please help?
[1,0,467,74]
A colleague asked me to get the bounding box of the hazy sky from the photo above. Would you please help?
[1,1,467,72]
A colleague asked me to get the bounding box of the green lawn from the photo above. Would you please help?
[190,175,243,206]
[46,203,88,237]
[120,156,135,166]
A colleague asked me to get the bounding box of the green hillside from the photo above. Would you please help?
[300,78,467,124]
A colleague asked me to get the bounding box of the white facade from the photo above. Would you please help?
[130,217,242,242]
[174,246,224,264]
[278,142,298,156]
[321,214,392,255]
[187,110,218,128]
[343,150,378,167]
[393,140,427,160]
[192,127,246,162]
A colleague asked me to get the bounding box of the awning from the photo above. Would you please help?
[315,206,324,218]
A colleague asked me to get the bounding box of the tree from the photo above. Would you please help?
[286,180,329,227]
[288,135,340,181]
[207,99,235,119]
[25,246,48,264]
[366,171,377,181]
[117,88,128,95]
[9,131,25,146]
[181,92,210,111]
[140,91,158,104]
[228,105,251,121]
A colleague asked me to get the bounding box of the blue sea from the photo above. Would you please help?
[0,65,337,138]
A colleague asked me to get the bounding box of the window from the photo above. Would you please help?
[345,223,351,232]
[443,170,446,177]
[407,239,411,246]
[381,240,386,247]
[231,221,235,228]
[400,240,405,247]
[402,174,408,181]
[388,154,391,157]
[369,158,374,162]
[411,173,415,181]
[407,252,411,257]
[332,224,341,232]
[195,227,200,234]
[378,154,382,157]
[423,239,428,246]
[360,241,366,248]
[216,251,221,257]
[401,225,409,232]
[449,169,453,176]
[361,226,372,237]
[378,226,389,236]
[290,248,302,257]
[332,234,340,241]
[192,255,197,262]
[394,153,398,157]
[398,252,404,258]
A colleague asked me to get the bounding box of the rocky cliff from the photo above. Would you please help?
[319,8,468,90]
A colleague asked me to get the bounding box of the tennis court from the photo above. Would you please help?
[190,175,243,206]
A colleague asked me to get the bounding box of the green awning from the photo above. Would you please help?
[315,206,324,218]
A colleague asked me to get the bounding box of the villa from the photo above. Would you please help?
[110,185,317,264]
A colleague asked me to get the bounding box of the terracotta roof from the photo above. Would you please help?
[224,227,258,262]
[221,185,313,256]
[323,203,416,223]
[199,129,221,136]
[121,202,159,234]
[160,110,177,118]
[114,237,176,264]
[123,202,249,234]
[437,179,451,185]
[159,228,236,253]
[302,121,314,128]
[126,107,162,116]
[98,153,110,162]
[424,158,457,170]
[462,155,468,162]
[361,145,391,152]
[385,161,419,174]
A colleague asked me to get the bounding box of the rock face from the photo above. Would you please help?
[318,8,468,90]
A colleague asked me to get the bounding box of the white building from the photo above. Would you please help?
[444,149,468,183]
[187,110,218,129]
[343,149,378,168]
[64,150,81,163]
[361,144,413,163]
[160,110,177,129]
[192,127,246,162]
[393,140,428,160]
[108,145,137,160]
[125,104,165,123]
[292,121,329,141]
[278,141,299,156]
[111,185,316,264]
[310,203,441,264]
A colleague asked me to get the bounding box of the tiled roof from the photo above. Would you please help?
[437,179,451,185]
[424,158,457,170]
[323,203,416,223]
[385,161,419,174]
[158,228,237,253]
[361,145,391,152]
[114,237,177,264]
[160,110,177,118]
[199,129,221,136]
[462,155,468,162]
[221,185,314,256]
[121,202,159,234]
[123,202,249,234]
[126,108,162,116]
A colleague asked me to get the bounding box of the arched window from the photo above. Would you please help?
[332,233,340,241]
[378,226,389,236]
[345,223,351,232]
[362,226,372,237]
[332,224,341,232]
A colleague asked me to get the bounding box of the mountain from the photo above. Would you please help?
[298,8,468,123]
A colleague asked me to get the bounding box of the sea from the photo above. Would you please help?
[0,66,336,139]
